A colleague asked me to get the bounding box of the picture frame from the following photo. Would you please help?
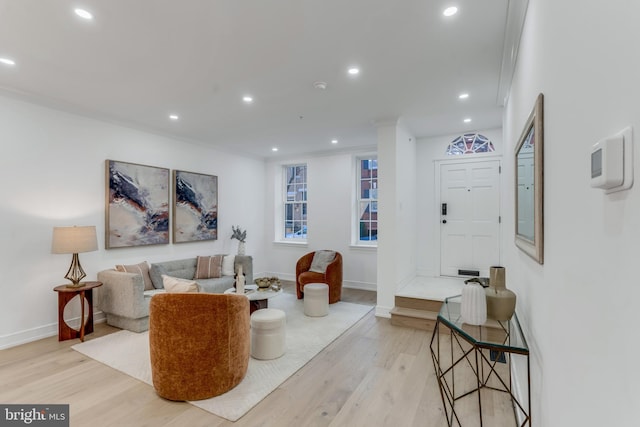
[105,160,170,249]
[173,170,218,243]
[514,93,544,264]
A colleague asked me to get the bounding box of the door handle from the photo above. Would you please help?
[441,203,447,215]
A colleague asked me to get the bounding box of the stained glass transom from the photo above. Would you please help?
[446,133,495,155]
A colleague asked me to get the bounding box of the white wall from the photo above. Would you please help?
[416,128,503,276]
[504,1,640,425]
[0,94,266,349]
[394,124,417,285]
[376,120,417,316]
[262,150,378,290]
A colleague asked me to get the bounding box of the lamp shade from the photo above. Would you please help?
[52,226,98,254]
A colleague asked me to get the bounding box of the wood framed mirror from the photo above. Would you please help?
[515,93,544,263]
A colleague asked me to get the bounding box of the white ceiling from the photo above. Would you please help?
[0,0,516,158]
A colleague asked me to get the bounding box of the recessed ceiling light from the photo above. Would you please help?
[271,147,278,152]
[331,139,338,144]
[347,67,360,76]
[458,93,469,99]
[314,81,327,90]
[464,118,472,123]
[0,57,16,66]
[443,6,458,17]
[243,95,253,103]
[169,114,179,120]
[74,8,93,20]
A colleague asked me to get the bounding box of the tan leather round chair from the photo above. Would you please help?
[149,293,250,401]
[296,250,343,304]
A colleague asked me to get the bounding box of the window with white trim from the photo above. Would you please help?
[445,133,495,155]
[283,164,307,239]
[356,157,377,243]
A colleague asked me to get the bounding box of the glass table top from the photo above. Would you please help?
[224,286,283,301]
[438,295,529,354]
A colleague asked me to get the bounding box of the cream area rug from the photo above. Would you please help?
[72,293,372,421]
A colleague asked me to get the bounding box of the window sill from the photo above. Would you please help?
[273,240,309,247]
[349,244,377,251]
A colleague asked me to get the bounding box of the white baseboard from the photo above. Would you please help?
[343,281,376,292]
[375,305,392,318]
[95,310,106,324]
[0,323,58,350]
[0,310,106,350]
[511,354,530,425]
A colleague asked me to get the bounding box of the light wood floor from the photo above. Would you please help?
[0,283,516,426]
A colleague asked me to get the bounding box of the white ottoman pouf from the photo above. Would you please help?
[250,308,286,360]
[303,283,329,317]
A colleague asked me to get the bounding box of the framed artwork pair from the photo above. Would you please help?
[105,160,218,248]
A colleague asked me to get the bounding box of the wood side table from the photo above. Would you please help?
[53,281,102,342]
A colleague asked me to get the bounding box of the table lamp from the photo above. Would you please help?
[52,226,98,288]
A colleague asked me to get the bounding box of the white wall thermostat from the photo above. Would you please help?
[591,126,633,193]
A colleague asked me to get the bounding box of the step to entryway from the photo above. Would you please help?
[390,296,444,332]
[390,276,464,331]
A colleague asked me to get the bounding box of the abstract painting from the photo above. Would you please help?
[106,160,170,248]
[173,170,218,243]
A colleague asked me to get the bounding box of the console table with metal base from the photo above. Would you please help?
[430,295,531,426]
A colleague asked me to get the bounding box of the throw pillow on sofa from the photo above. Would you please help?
[149,263,168,289]
[222,254,235,276]
[309,250,336,273]
[195,255,224,279]
[162,275,199,293]
[116,262,154,291]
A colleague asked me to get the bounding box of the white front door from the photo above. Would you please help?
[439,160,501,277]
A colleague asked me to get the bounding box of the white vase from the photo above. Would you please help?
[461,282,487,325]
[235,265,245,294]
[237,241,246,255]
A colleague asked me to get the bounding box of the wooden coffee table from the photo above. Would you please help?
[224,287,283,314]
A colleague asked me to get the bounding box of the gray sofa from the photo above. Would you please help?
[97,256,252,332]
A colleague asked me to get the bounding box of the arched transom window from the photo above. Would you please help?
[446,133,495,155]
